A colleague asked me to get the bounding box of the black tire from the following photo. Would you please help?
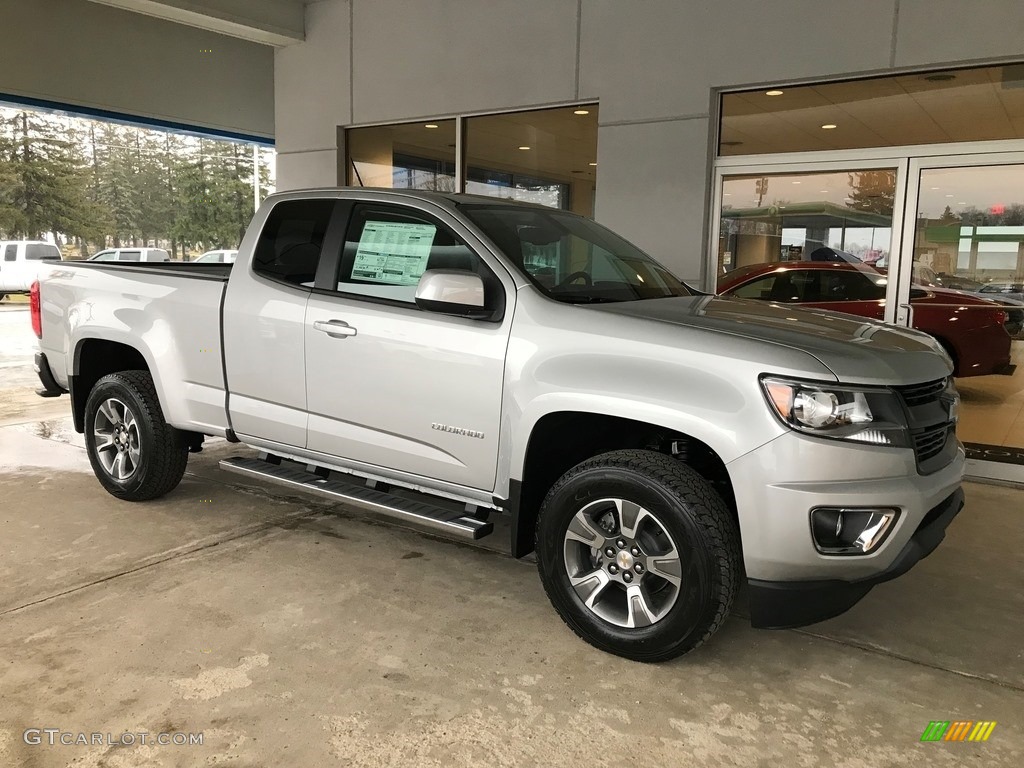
[84,370,189,501]
[536,449,740,662]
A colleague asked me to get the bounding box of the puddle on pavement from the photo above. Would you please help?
[0,417,89,473]
[20,418,84,447]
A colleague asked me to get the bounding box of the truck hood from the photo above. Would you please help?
[590,295,952,385]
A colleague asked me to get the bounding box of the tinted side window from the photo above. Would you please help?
[3,245,16,261]
[119,250,142,261]
[335,205,482,303]
[730,275,777,300]
[820,270,886,301]
[253,199,335,287]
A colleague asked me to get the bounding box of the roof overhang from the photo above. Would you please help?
[85,0,305,46]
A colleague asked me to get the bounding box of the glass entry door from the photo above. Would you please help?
[896,155,1024,480]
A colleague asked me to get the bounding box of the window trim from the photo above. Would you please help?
[312,200,507,322]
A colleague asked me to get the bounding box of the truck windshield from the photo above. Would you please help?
[461,205,692,303]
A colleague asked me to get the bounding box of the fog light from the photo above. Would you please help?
[810,507,899,555]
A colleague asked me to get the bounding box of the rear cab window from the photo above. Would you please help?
[252,199,335,287]
[25,244,61,261]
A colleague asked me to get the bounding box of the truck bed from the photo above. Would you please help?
[38,260,233,436]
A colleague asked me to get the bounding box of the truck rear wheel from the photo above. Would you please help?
[84,371,189,501]
[535,449,740,662]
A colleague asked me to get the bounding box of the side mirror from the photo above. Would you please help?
[415,269,487,317]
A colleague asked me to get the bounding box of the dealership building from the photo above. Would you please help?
[3,0,1023,480]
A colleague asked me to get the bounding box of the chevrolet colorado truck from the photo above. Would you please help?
[31,189,965,661]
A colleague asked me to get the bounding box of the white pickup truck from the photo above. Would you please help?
[0,240,62,299]
[32,189,965,661]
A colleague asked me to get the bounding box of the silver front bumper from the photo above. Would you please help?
[727,430,966,582]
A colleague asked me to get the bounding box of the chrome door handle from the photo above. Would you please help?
[313,319,357,338]
[897,302,915,327]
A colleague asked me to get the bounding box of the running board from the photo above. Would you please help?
[219,456,493,541]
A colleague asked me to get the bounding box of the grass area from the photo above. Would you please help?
[0,295,29,304]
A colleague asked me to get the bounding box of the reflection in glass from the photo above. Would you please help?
[910,164,1023,451]
[720,64,1024,156]
[464,106,598,216]
[717,169,895,277]
[346,120,456,191]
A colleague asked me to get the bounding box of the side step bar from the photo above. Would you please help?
[219,456,493,541]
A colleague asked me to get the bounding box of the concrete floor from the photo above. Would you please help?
[2,305,1023,766]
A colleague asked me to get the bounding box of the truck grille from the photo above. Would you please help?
[895,378,957,473]
[898,378,946,406]
[913,424,952,462]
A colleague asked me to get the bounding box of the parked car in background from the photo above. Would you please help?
[194,249,238,264]
[936,272,983,292]
[88,248,170,262]
[718,262,1014,378]
[976,282,1024,304]
[0,240,62,299]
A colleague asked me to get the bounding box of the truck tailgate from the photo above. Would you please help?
[39,262,231,435]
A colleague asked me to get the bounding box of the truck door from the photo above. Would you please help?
[303,201,514,492]
[224,197,340,448]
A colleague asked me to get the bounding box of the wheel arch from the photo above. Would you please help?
[71,337,153,433]
[508,410,738,558]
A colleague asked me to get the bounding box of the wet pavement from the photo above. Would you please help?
[0,311,1022,766]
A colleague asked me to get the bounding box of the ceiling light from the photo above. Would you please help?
[930,186,940,190]
[518,145,531,150]
[424,124,439,129]
[821,123,837,130]
[588,162,597,166]
[766,90,784,96]
[958,201,966,205]
[945,194,954,198]
[573,109,590,115]
[819,189,829,193]
[792,181,802,185]
[724,192,732,196]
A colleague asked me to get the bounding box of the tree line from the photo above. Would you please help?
[0,108,273,259]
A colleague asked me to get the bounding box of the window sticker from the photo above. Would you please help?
[351,220,437,285]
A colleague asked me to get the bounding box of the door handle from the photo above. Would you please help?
[313,319,357,338]
[897,302,915,327]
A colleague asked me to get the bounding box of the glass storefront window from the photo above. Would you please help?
[464,106,598,216]
[346,120,456,191]
[716,169,896,278]
[720,64,1024,156]
[908,163,1024,456]
[344,106,599,216]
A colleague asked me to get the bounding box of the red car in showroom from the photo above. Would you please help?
[717,261,1014,378]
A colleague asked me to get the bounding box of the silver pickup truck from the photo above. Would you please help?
[32,189,965,661]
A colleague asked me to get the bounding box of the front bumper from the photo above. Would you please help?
[727,429,965,627]
[747,487,964,628]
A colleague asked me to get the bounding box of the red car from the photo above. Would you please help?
[717,262,1013,378]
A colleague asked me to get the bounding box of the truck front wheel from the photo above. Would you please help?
[535,449,740,662]
[84,371,189,501]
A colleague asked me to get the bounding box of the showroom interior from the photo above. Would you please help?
[1,1,1023,765]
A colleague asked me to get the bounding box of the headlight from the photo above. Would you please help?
[761,376,910,447]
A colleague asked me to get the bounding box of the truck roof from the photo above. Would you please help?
[266,187,556,211]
